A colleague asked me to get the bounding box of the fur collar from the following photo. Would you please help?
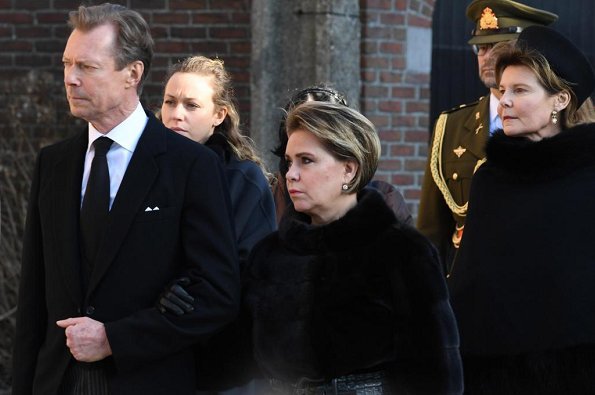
[278,188,397,254]
[486,123,595,182]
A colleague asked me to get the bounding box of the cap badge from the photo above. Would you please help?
[479,7,499,30]
[453,146,467,158]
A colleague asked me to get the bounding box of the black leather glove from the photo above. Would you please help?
[157,277,195,316]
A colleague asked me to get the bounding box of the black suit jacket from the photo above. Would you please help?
[12,111,239,395]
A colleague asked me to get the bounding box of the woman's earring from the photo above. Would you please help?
[342,184,349,191]
[551,110,558,125]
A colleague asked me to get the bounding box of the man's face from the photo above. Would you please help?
[475,43,497,89]
[62,24,133,131]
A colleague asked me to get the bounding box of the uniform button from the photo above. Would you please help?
[86,306,95,315]
[452,172,458,180]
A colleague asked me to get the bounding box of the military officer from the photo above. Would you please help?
[418,0,558,273]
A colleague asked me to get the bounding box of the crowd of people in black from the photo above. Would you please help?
[11,1,595,394]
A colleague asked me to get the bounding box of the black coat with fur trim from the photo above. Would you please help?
[449,124,595,393]
[243,189,463,394]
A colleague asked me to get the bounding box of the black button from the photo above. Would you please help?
[86,306,95,315]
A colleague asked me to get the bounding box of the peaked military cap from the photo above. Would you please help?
[517,26,595,106]
[466,0,558,45]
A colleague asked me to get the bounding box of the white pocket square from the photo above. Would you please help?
[144,206,160,212]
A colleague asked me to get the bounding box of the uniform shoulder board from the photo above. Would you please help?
[440,96,485,114]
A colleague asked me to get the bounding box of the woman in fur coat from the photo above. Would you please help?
[242,101,463,394]
[448,26,595,394]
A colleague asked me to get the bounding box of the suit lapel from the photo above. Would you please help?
[87,116,166,295]
[52,131,87,305]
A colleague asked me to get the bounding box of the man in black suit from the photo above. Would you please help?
[11,4,239,394]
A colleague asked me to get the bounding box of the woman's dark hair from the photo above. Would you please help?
[273,84,348,176]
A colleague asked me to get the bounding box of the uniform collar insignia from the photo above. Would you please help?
[480,7,499,30]
[454,146,467,158]
[475,111,480,120]
[475,123,484,134]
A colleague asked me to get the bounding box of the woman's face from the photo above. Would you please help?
[285,128,357,225]
[161,72,226,143]
[498,65,566,141]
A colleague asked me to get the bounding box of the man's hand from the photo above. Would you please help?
[56,317,112,362]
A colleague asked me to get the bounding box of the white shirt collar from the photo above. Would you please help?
[489,92,500,124]
[87,102,148,153]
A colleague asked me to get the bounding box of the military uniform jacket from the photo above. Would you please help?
[417,95,490,271]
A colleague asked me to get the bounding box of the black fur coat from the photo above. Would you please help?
[243,189,463,394]
[449,123,595,394]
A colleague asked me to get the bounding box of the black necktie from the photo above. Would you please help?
[80,137,113,278]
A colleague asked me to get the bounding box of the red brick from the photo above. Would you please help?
[170,0,208,10]
[362,26,391,40]
[405,101,428,113]
[364,0,393,10]
[231,13,251,24]
[210,0,249,11]
[37,11,67,23]
[362,85,388,98]
[230,42,251,54]
[54,0,87,9]
[0,12,34,23]
[210,27,249,39]
[171,27,207,39]
[36,40,65,53]
[153,12,190,24]
[391,174,414,186]
[150,26,168,39]
[378,130,403,142]
[361,56,389,69]
[408,14,431,28]
[155,41,191,54]
[361,41,378,54]
[367,114,390,128]
[404,159,426,171]
[379,71,402,83]
[394,115,415,127]
[392,86,415,98]
[192,13,230,24]
[190,41,228,55]
[379,42,403,55]
[378,100,402,113]
[404,130,428,142]
[404,188,421,199]
[16,26,52,38]
[1,40,33,51]
[396,0,408,11]
[391,57,406,69]
[131,0,166,9]
[377,159,403,171]
[379,13,405,25]
[390,144,415,156]
[361,70,378,83]
[15,54,53,67]
[404,72,430,84]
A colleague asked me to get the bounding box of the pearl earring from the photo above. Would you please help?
[342,184,349,191]
[551,110,558,125]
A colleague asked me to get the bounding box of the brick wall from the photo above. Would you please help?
[0,0,434,217]
[0,0,253,127]
[360,0,434,218]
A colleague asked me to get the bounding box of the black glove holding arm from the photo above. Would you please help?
[157,277,195,316]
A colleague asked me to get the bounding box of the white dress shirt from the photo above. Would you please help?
[81,102,148,209]
[489,93,502,135]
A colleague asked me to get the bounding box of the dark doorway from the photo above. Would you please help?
[430,0,595,132]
